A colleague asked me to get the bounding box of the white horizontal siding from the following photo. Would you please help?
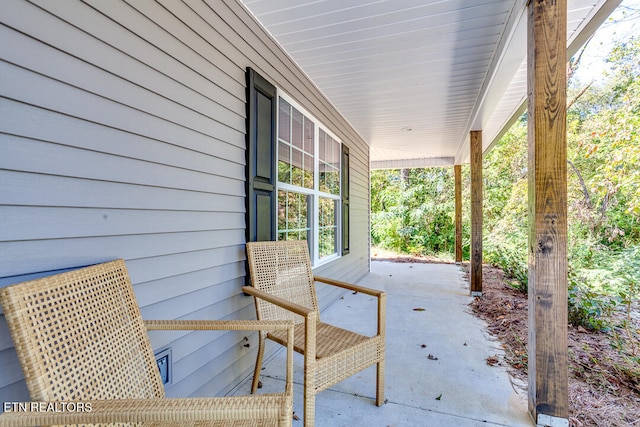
[0,0,371,403]
[2,0,245,122]
[1,65,240,149]
[146,302,256,366]
[0,99,246,170]
[134,262,245,307]
[2,136,243,196]
[1,172,244,218]
[0,208,244,241]
[0,236,245,282]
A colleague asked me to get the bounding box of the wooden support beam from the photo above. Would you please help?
[454,164,463,264]
[527,0,569,424]
[470,131,482,296]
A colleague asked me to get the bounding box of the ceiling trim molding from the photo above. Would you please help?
[371,157,455,170]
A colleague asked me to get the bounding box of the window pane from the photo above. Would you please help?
[324,133,330,165]
[297,193,308,229]
[279,98,291,143]
[318,197,337,258]
[329,168,340,194]
[278,191,287,230]
[320,165,340,195]
[319,164,327,193]
[324,135,339,167]
[278,98,315,192]
[319,130,326,161]
[303,154,314,189]
[278,141,291,184]
[319,229,335,258]
[291,147,303,186]
[292,108,304,150]
[277,190,311,243]
[318,130,341,195]
[304,118,314,154]
[290,193,297,229]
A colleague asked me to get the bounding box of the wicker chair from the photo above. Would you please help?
[243,240,386,427]
[0,259,294,427]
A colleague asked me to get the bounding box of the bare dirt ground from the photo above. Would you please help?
[371,248,454,264]
[467,265,640,427]
[372,250,640,426]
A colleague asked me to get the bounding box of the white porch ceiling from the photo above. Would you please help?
[240,0,620,167]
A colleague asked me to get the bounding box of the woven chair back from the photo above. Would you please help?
[0,260,164,402]
[246,240,319,324]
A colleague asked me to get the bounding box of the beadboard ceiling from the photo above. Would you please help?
[240,0,620,167]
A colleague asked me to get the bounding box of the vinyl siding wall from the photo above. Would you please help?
[0,0,370,403]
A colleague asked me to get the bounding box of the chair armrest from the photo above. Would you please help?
[0,320,296,426]
[144,319,295,396]
[314,276,385,297]
[315,276,386,338]
[242,286,315,318]
[144,319,293,332]
[0,395,291,426]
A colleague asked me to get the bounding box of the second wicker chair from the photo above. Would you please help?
[243,240,386,427]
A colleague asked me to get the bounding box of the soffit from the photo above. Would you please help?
[240,0,619,167]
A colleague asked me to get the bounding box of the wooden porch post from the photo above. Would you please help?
[454,164,463,264]
[470,131,482,296]
[527,0,569,425]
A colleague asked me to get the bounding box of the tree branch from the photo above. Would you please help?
[567,81,593,110]
[567,35,594,81]
[567,159,593,208]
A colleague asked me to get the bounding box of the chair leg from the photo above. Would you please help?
[304,382,315,427]
[251,331,266,394]
[376,359,385,406]
[303,351,315,427]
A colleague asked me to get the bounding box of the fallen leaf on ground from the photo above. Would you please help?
[428,354,438,360]
[413,308,426,311]
[421,344,427,348]
[486,355,499,366]
[435,393,442,400]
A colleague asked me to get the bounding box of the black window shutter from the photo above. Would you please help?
[246,68,277,243]
[341,144,350,255]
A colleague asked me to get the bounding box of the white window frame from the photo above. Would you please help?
[276,90,342,266]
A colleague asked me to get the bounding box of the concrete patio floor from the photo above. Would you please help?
[234,261,533,426]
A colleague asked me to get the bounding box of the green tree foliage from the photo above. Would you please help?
[371,168,459,258]
[482,118,529,289]
[574,38,640,221]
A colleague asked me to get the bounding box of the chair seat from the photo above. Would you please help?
[268,321,371,359]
